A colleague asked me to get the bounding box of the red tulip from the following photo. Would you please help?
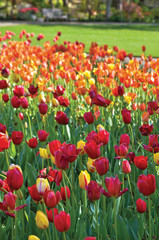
[43,190,61,208]
[7,165,23,190]
[0,80,8,89]
[84,140,102,159]
[55,111,69,125]
[121,109,131,124]
[101,175,128,198]
[28,184,42,202]
[38,130,49,142]
[119,134,130,147]
[59,143,81,163]
[86,131,100,145]
[21,97,28,109]
[48,140,61,156]
[2,93,9,102]
[85,181,101,201]
[26,138,38,148]
[0,123,6,133]
[13,85,25,97]
[61,186,71,201]
[55,85,65,96]
[54,151,69,170]
[46,208,58,222]
[134,156,148,170]
[114,145,128,158]
[136,199,147,213]
[137,174,156,196]
[11,131,23,145]
[143,135,159,153]
[28,85,38,95]
[139,124,153,136]
[94,157,109,176]
[98,130,109,145]
[11,96,21,108]
[19,112,24,120]
[147,101,158,115]
[0,132,10,152]
[48,169,62,186]
[122,160,131,174]
[54,211,71,232]
[118,86,124,96]
[1,68,9,78]
[57,96,70,107]
[84,237,96,240]
[91,94,111,107]
[38,103,48,115]
[84,112,94,124]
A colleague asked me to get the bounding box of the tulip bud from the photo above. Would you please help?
[52,97,59,107]
[35,210,49,229]
[79,170,90,189]
[77,140,86,155]
[2,94,9,102]
[19,112,24,120]
[16,189,23,200]
[54,211,71,232]
[122,160,131,174]
[7,164,23,190]
[39,148,50,159]
[36,178,50,195]
[28,235,40,240]
[61,186,71,201]
[95,157,109,176]
[154,153,159,165]
[136,199,147,213]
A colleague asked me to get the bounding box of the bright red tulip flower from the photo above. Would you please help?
[119,134,130,147]
[137,174,156,196]
[26,138,38,148]
[121,108,131,124]
[84,237,96,240]
[101,175,128,198]
[94,157,109,176]
[38,103,48,115]
[139,124,153,136]
[19,112,24,120]
[46,208,58,222]
[21,97,28,109]
[136,199,147,213]
[54,211,71,232]
[61,186,71,201]
[43,190,61,208]
[13,85,25,97]
[84,140,102,159]
[11,96,21,108]
[28,184,42,202]
[114,144,128,158]
[134,156,148,170]
[143,135,159,153]
[86,131,101,145]
[98,130,109,145]
[11,131,23,145]
[122,160,131,174]
[55,85,65,96]
[48,140,61,156]
[57,96,70,107]
[2,93,9,102]
[7,164,23,190]
[59,143,81,163]
[48,168,62,186]
[84,112,94,124]
[85,181,101,201]
[142,45,146,52]
[54,151,69,170]
[38,130,49,142]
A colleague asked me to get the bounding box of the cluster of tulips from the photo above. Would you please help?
[0,29,159,240]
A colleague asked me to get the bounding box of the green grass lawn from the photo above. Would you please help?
[0,23,159,57]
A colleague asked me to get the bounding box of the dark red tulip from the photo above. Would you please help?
[54,151,69,170]
[142,45,146,52]
[0,123,6,133]
[101,175,128,198]
[38,103,48,115]
[114,145,128,158]
[1,68,9,78]
[84,140,102,159]
[61,186,71,201]
[43,190,61,208]
[20,97,28,109]
[2,93,9,102]
[137,174,156,196]
[0,80,8,89]
[26,138,38,148]
[28,85,38,95]
[91,94,111,107]
[1,192,17,211]
[118,86,124,96]
[134,156,148,170]
[85,181,101,201]
[86,131,101,145]
[11,96,21,108]
[57,31,62,36]
[56,85,65,96]
[11,131,23,145]
[54,211,71,232]
[13,85,25,97]
[38,130,49,142]
[28,184,42,202]
[48,169,62,186]
[125,152,136,164]
[147,101,158,115]
[94,157,109,176]
[7,165,23,190]
[55,111,69,125]
[143,135,159,153]
[46,208,58,222]
[136,199,147,213]
[98,130,109,145]
[84,112,94,124]
[60,143,81,163]
[122,160,131,174]
[139,124,153,136]
[121,108,131,124]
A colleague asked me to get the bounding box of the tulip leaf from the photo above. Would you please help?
[117,215,130,240]
[25,162,37,186]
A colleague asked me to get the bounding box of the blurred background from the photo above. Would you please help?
[0,0,159,23]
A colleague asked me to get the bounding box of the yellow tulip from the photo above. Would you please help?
[154,153,159,165]
[35,210,49,230]
[28,235,40,240]
[88,78,95,85]
[77,140,86,155]
[79,170,90,189]
[52,97,59,107]
[36,178,50,195]
[97,124,105,132]
[39,148,49,159]
[87,158,96,172]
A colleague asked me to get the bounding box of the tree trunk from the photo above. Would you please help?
[112,0,122,11]
[106,0,112,19]
[49,0,54,8]
[63,0,67,6]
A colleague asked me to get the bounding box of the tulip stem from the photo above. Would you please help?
[45,229,50,240]
[26,111,32,137]
[63,232,67,240]
[148,196,152,240]
[127,174,135,210]
[85,189,87,209]
[5,149,9,169]
[95,201,99,240]
[11,217,14,240]
[102,176,106,216]
[113,198,117,240]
